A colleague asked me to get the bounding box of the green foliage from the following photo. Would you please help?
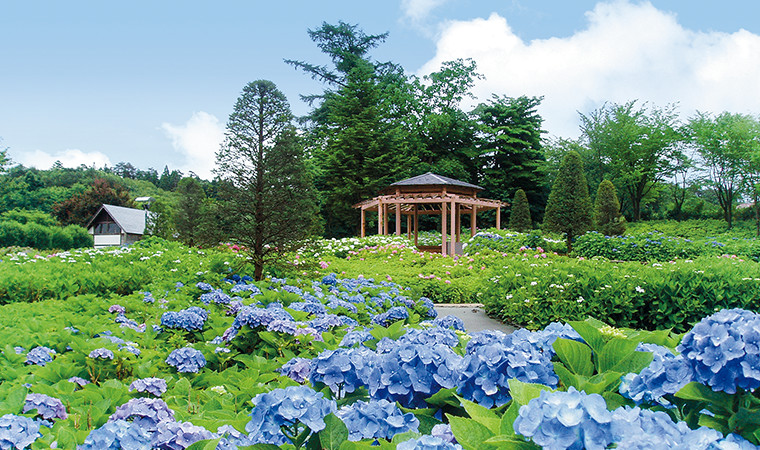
[0,219,91,250]
[593,180,626,236]
[53,177,134,226]
[542,151,592,251]
[508,189,532,232]
[1,209,58,226]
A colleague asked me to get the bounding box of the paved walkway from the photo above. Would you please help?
[434,303,516,334]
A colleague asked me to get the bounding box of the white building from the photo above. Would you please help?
[86,204,152,248]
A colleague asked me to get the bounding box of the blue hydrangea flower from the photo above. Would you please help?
[513,387,613,450]
[309,348,368,396]
[289,301,328,316]
[152,421,215,449]
[109,398,175,431]
[321,273,338,286]
[79,419,152,450]
[396,435,463,450]
[195,282,213,291]
[216,425,254,449]
[677,308,760,394]
[143,292,155,303]
[431,423,457,444]
[458,330,558,407]
[416,297,437,318]
[165,347,206,373]
[231,305,294,331]
[245,385,337,445]
[25,346,56,366]
[160,308,207,332]
[129,377,168,397]
[372,306,409,327]
[230,283,261,296]
[400,327,460,348]
[88,347,115,359]
[326,299,359,314]
[23,393,67,421]
[0,414,42,450]
[336,399,419,441]
[309,314,345,332]
[279,357,312,383]
[108,304,126,314]
[619,343,693,405]
[267,319,299,335]
[199,289,231,305]
[68,376,90,387]
[340,330,374,348]
[610,406,726,449]
[433,315,465,331]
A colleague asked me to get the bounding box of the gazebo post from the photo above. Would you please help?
[471,206,477,236]
[414,205,419,246]
[406,215,411,239]
[395,203,401,236]
[384,204,389,235]
[441,202,447,256]
[450,201,456,254]
[496,206,501,230]
[377,201,383,235]
[361,208,366,238]
[456,204,461,243]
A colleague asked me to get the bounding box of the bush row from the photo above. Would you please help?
[0,220,92,250]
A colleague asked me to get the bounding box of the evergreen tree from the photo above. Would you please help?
[594,179,626,236]
[216,80,321,280]
[474,95,548,222]
[508,189,532,232]
[543,151,592,251]
[288,22,413,237]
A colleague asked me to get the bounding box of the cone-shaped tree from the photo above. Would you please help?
[509,189,532,232]
[594,179,626,236]
[543,151,592,251]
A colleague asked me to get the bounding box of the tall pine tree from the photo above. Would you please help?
[543,151,592,251]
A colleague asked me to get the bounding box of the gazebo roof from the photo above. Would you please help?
[390,172,483,190]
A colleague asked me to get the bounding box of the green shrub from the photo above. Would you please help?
[0,209,58,226]
[49,227,74,250]
[508,189,532,232]
[593,180,626,236]
[22,222,52,249]
[0,221,24,247]
[65,225,93,248]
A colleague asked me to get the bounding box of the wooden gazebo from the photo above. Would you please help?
[353,173,507,255]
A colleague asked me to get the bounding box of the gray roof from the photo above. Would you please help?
[87,204,150,235]
[390,172,483,190]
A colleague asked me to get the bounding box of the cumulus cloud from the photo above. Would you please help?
[15,148,112,169]
[161,111,225,180]
[401,0,449,22]
[417,1,760,139]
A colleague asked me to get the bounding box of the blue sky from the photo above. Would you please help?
[3,1,760,180]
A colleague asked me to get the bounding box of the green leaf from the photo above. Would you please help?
[457,396,501,434]
[552,339,594,377]
[0,386,27,415]
[609,350,654,375]
[552,363,579,390]
[185,438,222,450]
[319,413,349,450]
[448,415,497,450]
[567,321,605,354]
[598,338,638,373]
[482,435,539,449]
[675,382,734,413]
[508,379,552,407]
[425,387,459,408]
[500,401,521,435]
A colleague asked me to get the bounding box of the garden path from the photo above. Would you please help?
[434,303,516,333]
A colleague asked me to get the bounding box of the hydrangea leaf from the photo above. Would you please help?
[318,413,349,450]
[675,382,734,413]
[507,379,553,407]
[185,438,221,450]
[500,401,521,435]
[448,415,497,450]
[457,396,500,434]
[482,435,539,448]
[424,387,459,408]
[608,349,654,375]
[567,321,605,354]
[598,338,639,372]
[552,338,594,377]
[0,386,26,415]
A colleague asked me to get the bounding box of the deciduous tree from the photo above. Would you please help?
[52,178,134,226]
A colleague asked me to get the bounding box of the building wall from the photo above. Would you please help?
[93,234,122,248]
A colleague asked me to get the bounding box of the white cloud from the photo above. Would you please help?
[401,0,449,22]
[161,111,225,180]
[15,148,112,169]
[418,1,760,139]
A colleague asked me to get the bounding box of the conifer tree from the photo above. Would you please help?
[594,179,626,236]
[543,151,592,251]
[508,189,532,232]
